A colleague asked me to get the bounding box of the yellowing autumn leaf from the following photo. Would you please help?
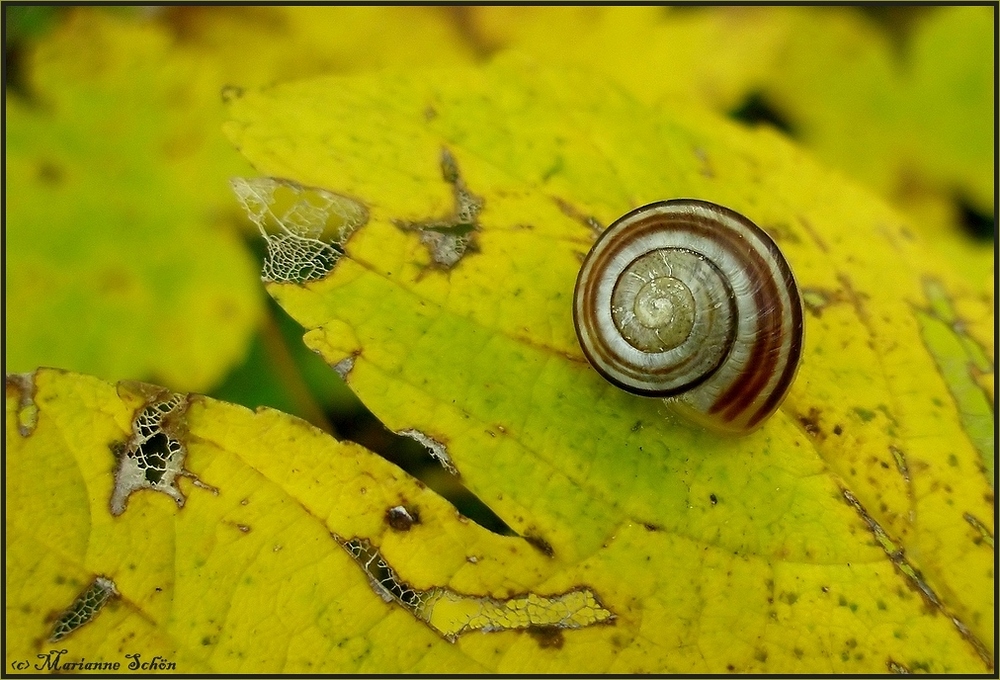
[219,57,993,672]
[761,6,993,213]
[8,369,616,673]
[463,6,790,110]
[756,6,994,293]
[457,6,994,296]
[5,9,261,391]
[5,12,993,671]
[460,5,993,207]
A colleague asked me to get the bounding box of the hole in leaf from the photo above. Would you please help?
[339,537,613,642]
[110,384,216,516]
[49,576,118,642]
[231,177,368,283]
[140,432,171,484]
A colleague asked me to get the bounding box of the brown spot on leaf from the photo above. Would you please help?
[798,215,828,252]
[760,221,802,244]
[838,273,871,326]
[37,160,64,185]
[552,196,604,235]
[385,505,420,531]
[394,148,483,268]
[969,363,995,411]
[801,287,834,317]
[963,512,994,548]
[796,407,823,438]
[220,84,244,103]
[527,625,565,649]
[802,279,868,321]
[6,372,38,437]
[887,658,911,673]
[524,534,555,558]
[889,445,910,484]
[447,5,502,58]
[98,267,138,296]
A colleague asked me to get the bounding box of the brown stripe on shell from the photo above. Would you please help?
[574,199,803,431]
[704,216,786,422]
[609,202,797,428]
[745,259,803,428]
[595,209,769,399]
[577,222,739,395]
[705,208,801,427]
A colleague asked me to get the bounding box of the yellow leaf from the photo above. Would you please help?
[463,6,790,110]
[898,7,993,212]
[5,9,261,391]
[7,369,621,673]
[756,6,994,291]
[222,58,994,672]
[459,7,994,296]
[163,6,475,89]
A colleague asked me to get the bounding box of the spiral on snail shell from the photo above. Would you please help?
[573,199,803,434]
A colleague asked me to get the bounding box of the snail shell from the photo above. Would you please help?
[573,199,803,434]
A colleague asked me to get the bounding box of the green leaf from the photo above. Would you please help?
[5,9,261,391]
